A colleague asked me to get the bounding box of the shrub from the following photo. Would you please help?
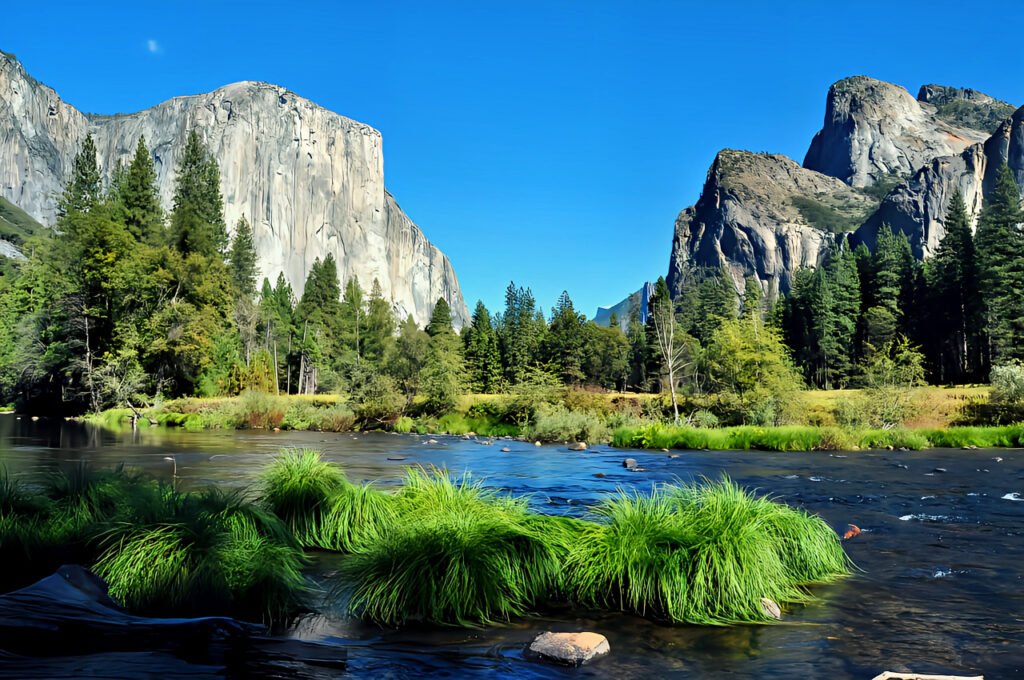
[990,363,1024,405]
[314,404,356,432]
[354,373,406,428]
[392,416,415,433]
[234,390,286,430]
[529,403,610,443]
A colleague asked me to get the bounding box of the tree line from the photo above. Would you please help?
[0,132,1019,421]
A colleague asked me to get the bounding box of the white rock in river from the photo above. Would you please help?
[0,50,468,328]
[528,631,610,666]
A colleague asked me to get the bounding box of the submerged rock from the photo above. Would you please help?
[527,631,610,666]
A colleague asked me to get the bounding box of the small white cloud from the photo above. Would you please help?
[146,39,160,54]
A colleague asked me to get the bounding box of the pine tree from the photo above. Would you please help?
[545,290,586,384]
[975,164,1024,365]
[60,134,102,216]
[169,130,227,257]
[426,297,453,337]
[363,279,396,365]
[826,246,862,385]
[463,301,502,392]
[498,282,540,384]
[925,191,982,382]
[228,216,258,299]
[122,136,164,243]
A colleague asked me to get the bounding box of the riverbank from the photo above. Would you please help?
[80,387,1024,452]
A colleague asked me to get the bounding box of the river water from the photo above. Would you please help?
[1,414,1022,678]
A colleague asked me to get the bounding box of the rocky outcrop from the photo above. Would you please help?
[0,50,468,327]
[853,106,1024,256]
[666,150,874,299]
[803,76,1000,188]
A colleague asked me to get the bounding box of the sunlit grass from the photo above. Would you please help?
[564,477,849,625]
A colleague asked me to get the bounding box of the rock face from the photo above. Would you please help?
[803,76,998,188]
[853,105,1024,256]
[0,50,468,328]
[666,76,1019,303]
[666,150,874,299]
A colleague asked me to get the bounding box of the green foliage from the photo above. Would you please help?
[704,318,805,425]
[169,130,227,257]
[529,402,609,443]
[228,216,259,298]
[340,468,563,627]
[975,164,1024,365]
[119,136,164,244]
[463,301,503,393]
[989,362,1024,404]
[564,478,847,624]
[2,463,307,621]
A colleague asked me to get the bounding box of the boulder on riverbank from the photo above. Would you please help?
[527,631,610,666]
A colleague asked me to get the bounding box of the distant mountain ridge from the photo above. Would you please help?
[0,50,468,328]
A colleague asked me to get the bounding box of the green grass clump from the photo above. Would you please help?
[564,477,848,625]
[258,449,396,552]
[259,449,347,541]
[94,489,308,621]
[340,471,563,627]
[1,463,308,620]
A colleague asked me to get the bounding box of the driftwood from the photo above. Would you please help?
[872,673,984,680]
[0,565,346,678]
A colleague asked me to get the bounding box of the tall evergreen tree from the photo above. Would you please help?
[169,130,227,257]
[498,282,540,384]
[60,134,102,216]
[545,290,586,384]
[121,136,164,243]
[925,191,982,381]
[362,279,396,365]
[975,164,1024,365]
[228,216,258,299]
[463,301,502,393]
[426,297,453,337]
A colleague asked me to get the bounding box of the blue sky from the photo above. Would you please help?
[3,1,1022,318]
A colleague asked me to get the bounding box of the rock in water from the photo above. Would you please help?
[0,51,467,328]
[527,632,610,666]
[568,442,588,451]
[760,597,782,620]
[622,458,637,469]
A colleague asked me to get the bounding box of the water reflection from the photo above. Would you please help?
[1,415,1021,678]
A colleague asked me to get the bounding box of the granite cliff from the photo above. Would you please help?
[665,75,1018,302]
[0,50,468,328]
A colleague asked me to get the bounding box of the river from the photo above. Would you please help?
[1,414,1021,678]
